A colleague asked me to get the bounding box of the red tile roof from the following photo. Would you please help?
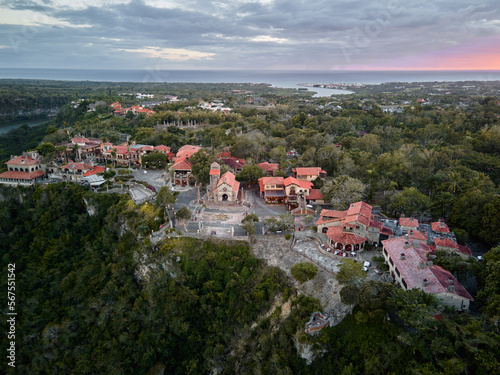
[216,171,240,192]
[210,169,220,175]
[169,159,192,171]
[83,166,106,176]
[154,145,170,153]
[306,189,323,200]
[292,167,326,177]
[61,162,93,170]
[382,237,473,301]
[434,238,457,249]
[6,155,41,166]
[258,161,279,172]
[399,217,419,228]
[431,219,450,233]
[326,226,366,245]
[0,170,45,180]
[284,176,313,189]
[408,230,428,241]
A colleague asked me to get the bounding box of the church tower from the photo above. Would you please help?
[209,162,221,200]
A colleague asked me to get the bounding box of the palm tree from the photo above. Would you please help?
[446,171,462,194]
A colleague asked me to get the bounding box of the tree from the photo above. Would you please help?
[340,284,360,314]
[36,142,56,157]
[321,175,366,210]
[155,186,177,207]
[241,221,256,235]
[242,214,259,223]
[389,187,431,219]
[236,163,266,183]
[176,206,192,220]
[336,259,367,285]
[291,262,318,284]
[189,149,212,185]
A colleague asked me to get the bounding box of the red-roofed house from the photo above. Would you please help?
[382,236,473,311]
[399,214,419,231]
[258,176,286,204]
[316,201,392,249]
[292,167,326,181]
[221,157,246,174]
[431,218,450,233]
[434,238,472,259]
[258,162,279,176]
[175,145,201,162]
[59,162,95,181]
[0,152,45,185]
[306,189,324,204]
[169,158,195,186]
[327,226,367,252]
[82,166,106,177]
[284,176,313,210]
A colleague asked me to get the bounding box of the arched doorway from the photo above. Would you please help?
[322,227,328,233]
[222,194,228,201]
[345,244,352,251]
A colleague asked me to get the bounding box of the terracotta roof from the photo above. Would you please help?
[457,245,472,256]
[141,145,155,151]
[71,137,90,144]
[284,176,313,189]
[380,227,394,236]
[326,226,366,245]
[292,167,326,176]
[434,238,457,249]
[222,157,246,170]
[408,230,428,241]
[399,217,419,228]
[178,145,201,153]
[259,176,285,186]
[382,237,472,301]
[169,159,192,171]
[154,145,170,152]
[0,170,44,180]
[83,166,106,176]
[210,169,220,175]
[431,219,450,233]
[258,162,279,172]
[216,151,232,158]
[61,162,93,170]
[216,171,240,192]
[306,189,323,200]
[6,155,41,166]
[430,265,473,301]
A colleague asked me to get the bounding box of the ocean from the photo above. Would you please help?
[1,68,499,97]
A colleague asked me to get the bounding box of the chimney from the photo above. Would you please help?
[448,285,455,293]
[447,278,454,284]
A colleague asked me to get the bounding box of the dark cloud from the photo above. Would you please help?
[0,0,499,69]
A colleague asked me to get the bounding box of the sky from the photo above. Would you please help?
[0,0,499,71]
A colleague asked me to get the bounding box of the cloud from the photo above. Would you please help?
[119,46,215,61]
[0,0,499,69]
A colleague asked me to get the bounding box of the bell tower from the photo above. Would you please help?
[209,162,221,200]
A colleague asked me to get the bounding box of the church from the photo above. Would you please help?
[208,162,240,202]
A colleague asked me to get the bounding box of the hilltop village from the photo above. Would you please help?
[0,131,478,316]
[1,79,499,374]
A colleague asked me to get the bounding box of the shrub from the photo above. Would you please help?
[285,234,291,240]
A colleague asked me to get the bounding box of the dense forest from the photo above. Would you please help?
[1,80,500,373]
[1,184,499,374]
